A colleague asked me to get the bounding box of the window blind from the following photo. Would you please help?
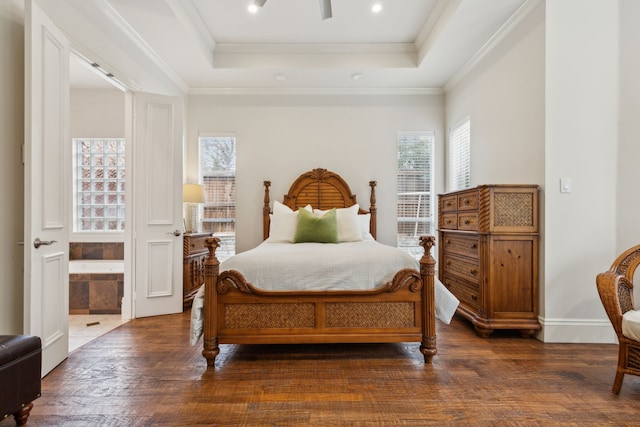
[449,117,471,191]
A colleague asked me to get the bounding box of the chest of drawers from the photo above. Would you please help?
[183,232,213,309]
[438,185,540,337]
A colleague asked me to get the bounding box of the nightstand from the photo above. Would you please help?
[183,232,213,309]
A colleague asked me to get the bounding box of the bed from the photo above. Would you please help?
[194,168,457,366]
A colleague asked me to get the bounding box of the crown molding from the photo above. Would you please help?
[213,42,416,55]
[188,87,444,96]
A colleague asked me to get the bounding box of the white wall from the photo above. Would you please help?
[543,0,618,343]
[187,94,445,253]
[0,4,24,334]
[70,89,125,138]
[445,2,545,189]
[618,0,640,255]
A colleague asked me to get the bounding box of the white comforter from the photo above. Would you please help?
[222,240,420,291]
[190,240,459,345]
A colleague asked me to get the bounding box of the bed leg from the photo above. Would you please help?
[202,337,220,366]
[420,336,437,364]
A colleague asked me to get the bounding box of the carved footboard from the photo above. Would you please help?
[202,236,437,366]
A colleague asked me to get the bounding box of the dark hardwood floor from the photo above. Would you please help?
[5,312,640,426]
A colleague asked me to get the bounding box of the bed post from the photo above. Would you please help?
[263,180,271,240]
[369,181,377,239]
[203,237,221,366]
[419,235,437,363]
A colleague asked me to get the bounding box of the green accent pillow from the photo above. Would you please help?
[293,208,339,243]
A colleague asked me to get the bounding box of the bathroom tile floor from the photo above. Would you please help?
[69,314,128,353]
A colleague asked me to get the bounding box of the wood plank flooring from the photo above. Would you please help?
[5,312,640,426]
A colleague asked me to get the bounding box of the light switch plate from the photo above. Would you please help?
[560,177,571,193]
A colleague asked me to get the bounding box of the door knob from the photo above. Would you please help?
[34,238,57,249]
[170,230,182,237]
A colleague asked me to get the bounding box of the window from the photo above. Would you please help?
[449,117,471,191]
[397,131,434,259]
[73,138,125,232]
[199,135,236,262]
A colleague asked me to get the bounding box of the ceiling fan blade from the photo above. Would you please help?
[319,0,332,20]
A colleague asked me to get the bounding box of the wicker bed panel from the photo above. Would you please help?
[223,303,315,329]
[325,302,416,328]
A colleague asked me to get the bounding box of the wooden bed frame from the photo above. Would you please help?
[202,168,437,365]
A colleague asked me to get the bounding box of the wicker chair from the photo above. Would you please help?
[596,244,640,394]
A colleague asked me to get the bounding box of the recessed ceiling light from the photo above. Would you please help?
[371,3,382,13]
[248,4,258,13]
[351,73,364,81]
[274,73,287,81]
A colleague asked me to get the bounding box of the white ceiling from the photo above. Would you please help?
[57,0,537,93]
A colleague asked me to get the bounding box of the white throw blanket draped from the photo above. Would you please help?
[190,241,459,345]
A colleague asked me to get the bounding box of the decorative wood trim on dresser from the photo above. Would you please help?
[438,185,540,338]
[183,232,213,309]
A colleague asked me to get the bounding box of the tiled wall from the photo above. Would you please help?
[69,242,124,314]
[69,242,124,260]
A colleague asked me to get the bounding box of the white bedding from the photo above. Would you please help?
[190,240,459,345]
[222,240,419,291]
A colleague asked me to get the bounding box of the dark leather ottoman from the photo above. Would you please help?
[0,335,42,425]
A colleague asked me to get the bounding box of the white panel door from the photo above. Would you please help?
[24,0,70,376]
[133,93,183,318]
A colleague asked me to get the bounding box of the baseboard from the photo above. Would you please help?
[536,317,617,343]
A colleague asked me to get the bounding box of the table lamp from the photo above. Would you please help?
[183,183,205,233]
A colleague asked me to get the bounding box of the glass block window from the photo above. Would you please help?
[397,131,434,259]
[199,135,236,262]
[73,138,125,232]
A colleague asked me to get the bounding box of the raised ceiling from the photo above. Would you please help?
[49,0,538,93]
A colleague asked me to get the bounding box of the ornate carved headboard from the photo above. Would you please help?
[263,168,377,240]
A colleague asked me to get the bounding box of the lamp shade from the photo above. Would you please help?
[183,184,205,203]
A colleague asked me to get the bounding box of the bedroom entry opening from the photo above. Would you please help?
[198,135,237,262]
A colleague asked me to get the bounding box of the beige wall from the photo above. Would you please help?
[618,0,640,254]
[0,6,25,334]
[70,89,125,139]
[187,94,446,252]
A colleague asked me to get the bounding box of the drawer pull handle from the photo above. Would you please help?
[471,294,478,301]
[471,244,477,249]
[446,220,452,224]
[464,220,470,225]
[463,199,470,205]
[446,240,451,244]
[470,269,478,276]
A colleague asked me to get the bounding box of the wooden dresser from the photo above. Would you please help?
[183,232,213,309]
[437,185,540,337]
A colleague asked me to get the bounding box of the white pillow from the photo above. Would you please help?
[622,310,640,342]
[358,213,371,239]
[268,202,312,243]
[314,204,362,242]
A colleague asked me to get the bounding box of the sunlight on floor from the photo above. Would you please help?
[69,314,128,353]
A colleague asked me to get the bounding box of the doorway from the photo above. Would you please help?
[67,52,130,351]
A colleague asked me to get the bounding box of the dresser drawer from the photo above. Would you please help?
[184,233,212,257]
[441,234,479,259]
[458,212,479,231]
[441,213,458,230]
[442,253,480,283]
[457,192,478,211]
[441,195,458,212]
[443,274,480,310]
